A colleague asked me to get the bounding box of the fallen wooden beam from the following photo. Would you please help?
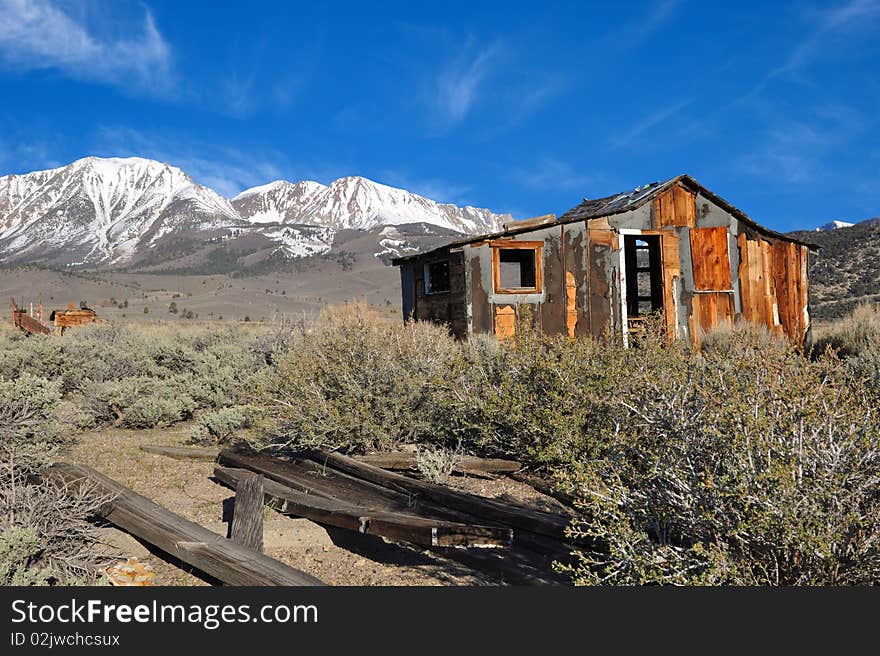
[140,445,220,461]
[217,452,572,585]
[354,452,521,475]
[46,462,323,586]
[304,450,571,540]
[214,466,512,548]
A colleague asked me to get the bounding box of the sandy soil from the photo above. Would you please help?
[61,424,543,586]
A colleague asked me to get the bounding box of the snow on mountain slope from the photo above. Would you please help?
[231,180,327,224]
[0,157,507,268]
[233,175,508,234]
[0,157,242,265]
[815,220,855,231]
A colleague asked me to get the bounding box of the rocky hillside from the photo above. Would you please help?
[789,218,880,319]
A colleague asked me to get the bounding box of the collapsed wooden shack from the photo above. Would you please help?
[10,297,103,335]
[393,175,818,347]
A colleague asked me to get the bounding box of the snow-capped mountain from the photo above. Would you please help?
[0,157,243,266]
[815,220,855,231]
[0,157,507,268]
[232,175,506,234]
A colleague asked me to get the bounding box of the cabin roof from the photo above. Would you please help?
[391,174,819,265]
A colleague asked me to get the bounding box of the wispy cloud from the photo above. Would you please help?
[0,0,173,96]
[742,0,880,99]
[610,98,693,148]
[738,105,868,184]
[771,0,880,80]
[609,0,684,50]
[423,35,567,134]
[514,158,597,192]
[432,40,503,126]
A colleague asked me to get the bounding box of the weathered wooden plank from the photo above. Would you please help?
[45,463,323,586]
[673,185,696,227]
[303,450,571,540]
[354,452,521,475]
[213,466,512,548]
[660,232,680,339]
[140,445,220,461]
[690,226,731,291]
[230,472,264,552]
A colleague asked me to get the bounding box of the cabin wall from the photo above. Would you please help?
[406,250,469,338]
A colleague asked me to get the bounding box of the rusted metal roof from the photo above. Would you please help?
[392,175,819,264]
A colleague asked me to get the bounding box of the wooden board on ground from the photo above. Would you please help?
[140,445,220,461]
[304,449,571,540]
[214,466,512,548]
[45,462,323,586]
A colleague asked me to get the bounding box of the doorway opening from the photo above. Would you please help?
[624,235,663,324]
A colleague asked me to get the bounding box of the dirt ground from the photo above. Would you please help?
[62,424,566,586]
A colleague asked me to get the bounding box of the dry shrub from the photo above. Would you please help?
[0,322,287,431]
[254,304,880,585]
[558,324,880,585]
[253,302,458,452]
[0,451,114,585]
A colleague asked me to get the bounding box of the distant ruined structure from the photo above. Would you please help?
[11,298,104,336]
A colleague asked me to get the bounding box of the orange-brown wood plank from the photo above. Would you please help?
[494,305,516,340]
[660,232,680,339]
[565,271,578,338]
[690,226,731,291]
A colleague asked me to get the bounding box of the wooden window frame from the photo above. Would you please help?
[490,240,544,294]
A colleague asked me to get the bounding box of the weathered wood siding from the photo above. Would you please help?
[406,249,469,338]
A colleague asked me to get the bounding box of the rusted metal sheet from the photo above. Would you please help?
[690,226,732,291]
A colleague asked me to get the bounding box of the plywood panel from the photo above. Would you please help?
[690,226,731,291]
[494,305,516,340]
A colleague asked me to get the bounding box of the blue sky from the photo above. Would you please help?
[0,0,879,231]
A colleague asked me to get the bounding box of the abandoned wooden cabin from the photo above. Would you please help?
[392,175,817,347]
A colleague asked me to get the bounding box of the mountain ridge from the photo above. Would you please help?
[0,156,508,269]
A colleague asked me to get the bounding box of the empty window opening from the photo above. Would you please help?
[491,241,543,293]
[624,235,663,318]
[499,249,537,289]
[424,260,450,294]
